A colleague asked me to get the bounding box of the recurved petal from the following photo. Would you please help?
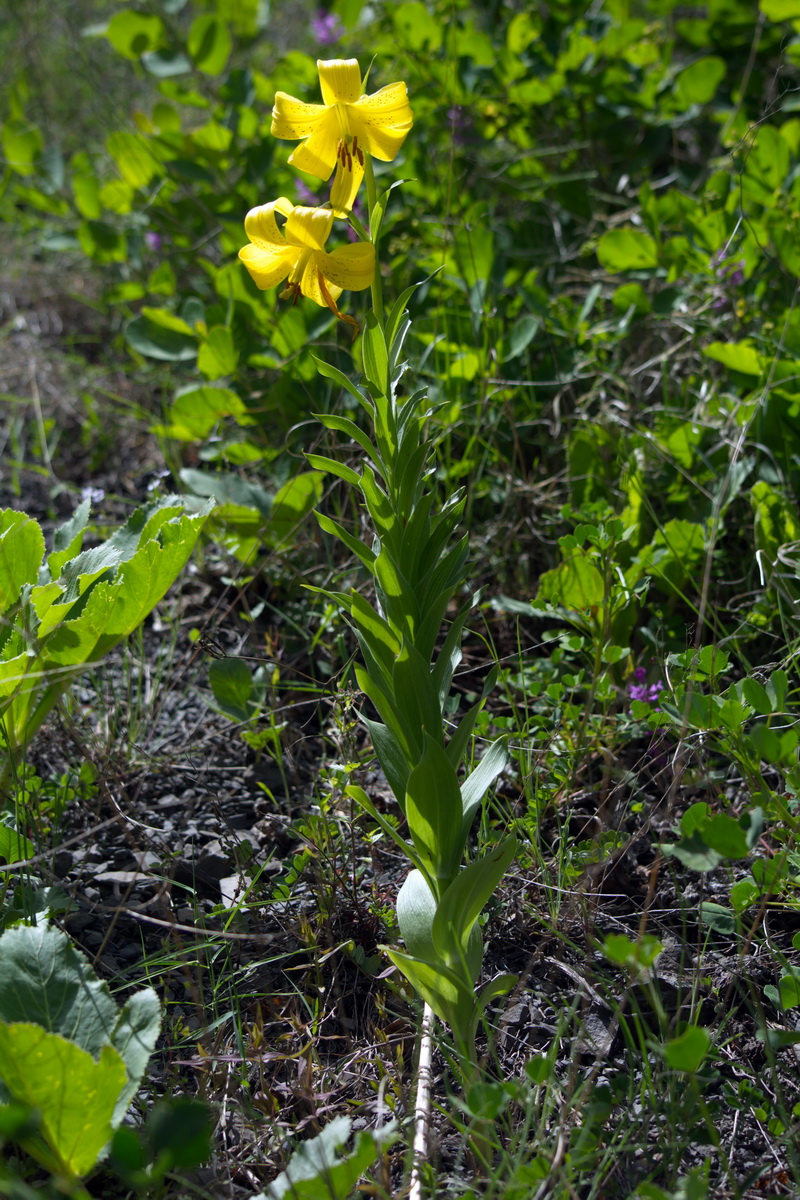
[243,201,292,250]
[238,243,297,290]
[284,204,334,251]
[300,255,344,308]
[349,82,413,161]
[271,93,328,141]
[317,241,375,291]
[329,156,365,217]
[318,59,362,107]
[287,109,342,180]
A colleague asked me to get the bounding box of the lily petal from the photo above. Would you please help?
[271,94,328,141]
[329,155,365,217]
[317,242,376,291]
[287,108,342,180]
[238,242,296,290]
[349,83,413,161]
[318,59,362,107]
[301,257,344,308]
[243,200,292,250]
[284,204,335,251]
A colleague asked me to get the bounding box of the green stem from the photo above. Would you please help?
[364,156,384,328]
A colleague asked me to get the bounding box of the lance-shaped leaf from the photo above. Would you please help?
[446,664,498,770]
[361,716,410,808]
[362,311,389,398]
[405,734,465,892]
[460,738,508,839]
[432,836,517,975]
[397,868,482,979]
[392,642,442,750]
[374,550,419,640]
[305,453,362,488]
[314,512,377,573]
[349,593,400,688]
[346,785,431,887]
[313,412,385,473]
[355,664,419,766]
[384,946,474,1039]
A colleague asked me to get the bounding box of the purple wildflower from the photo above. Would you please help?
[144,231,163,252]
[295,180,321,207]
[80,485,105,504]
[628,668,664,707]
[311,10,344,46]
[710,254,745,310]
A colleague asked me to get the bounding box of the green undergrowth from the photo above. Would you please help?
[2,0,800,1196]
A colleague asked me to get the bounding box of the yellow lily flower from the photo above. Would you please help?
[271,58,413,215]
[238,197,375,327]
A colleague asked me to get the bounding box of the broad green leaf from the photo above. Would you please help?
[392,642,440,750]
[662,832,722,872]
[396,869,437,962]
[349,593,400,681]
[106,132,160,189]
[698,902,736,935]
[254,1116,397,1200]
[0,511,44,610]
[664,1026,710,1072]
[156,385,251,441]
[361,717,410,808]
[761,0,800,17]
[126,313,197,361]
[268,472,323,548]
[0,1025,125,1177]
[188,15,232,76]
[392,1,443,50]
[702,815,750,859]
[0,924,119,1052]
[208,658,262,723]
[108,990,162,1127]
[405,734,464,888]
[674,57,726,107]
[536,551,604,612]
[105,10,165,59]
[180,469,272,516]
[0,825,35,864]
[197,325,238,379]
[597,229,658,271]
[703,340,762,375]
[2,119,42,176]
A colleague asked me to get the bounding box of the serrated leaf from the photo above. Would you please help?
[0,511,44,610]
[0,1024,125,1177]
[254,1115,397,1200]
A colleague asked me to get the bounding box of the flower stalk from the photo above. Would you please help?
[241,55,517,1120]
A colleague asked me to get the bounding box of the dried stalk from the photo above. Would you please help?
[409,1002,435,1200]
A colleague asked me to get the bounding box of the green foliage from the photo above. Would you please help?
[0,924,161,1184]
[251,1117,397,1200]
[0,495,212,775]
